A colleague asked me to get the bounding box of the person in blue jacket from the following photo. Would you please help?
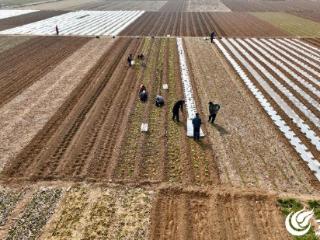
[192,113,202,141]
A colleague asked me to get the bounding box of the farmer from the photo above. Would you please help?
[55,25,59,35]
[210,31,215,43]
[208,102,220,123]
[127,54,133,67]
[139,84,146,94]
[192,113,202,141]
[172,100,185,122]
[155,95,164,107]
[139,90,148,102]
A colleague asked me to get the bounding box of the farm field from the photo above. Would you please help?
[0,10,66,31]
[222,0,320,12]
[252,12,320,37]
[0,10,145,36]
[120,12,288,37]
[0,0,320,239]
[184,37,319,194]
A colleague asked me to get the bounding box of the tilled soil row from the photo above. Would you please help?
[0,11,67,31]
[0,36,32,54]
[149,187,291,240]
[303,38,320,48]
[1,38,143,181]
[0,36,89,107]
[184,38,319,194]
[120,12,288,37]
[159,0,186,12]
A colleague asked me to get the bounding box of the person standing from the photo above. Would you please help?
[210,31,215,43]
[55,25,59,35]
[192,113,202,141]
[208,102,220,123]
[172,100,185,122]
[127,54,133,67]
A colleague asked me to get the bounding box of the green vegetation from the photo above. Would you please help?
[251,12,320,37]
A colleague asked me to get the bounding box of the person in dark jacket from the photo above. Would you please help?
[210,31,215,43]
[127,54,133,67]
[155,95,164,107]
[139,84,146,94]
[172,100,185,122]
[139,90,148,102]
[208,102,220,123]
[55,25,59,35]
[192,113,202,141]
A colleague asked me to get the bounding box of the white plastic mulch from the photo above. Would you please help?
[0,10,144,36]
[0,10,39,20]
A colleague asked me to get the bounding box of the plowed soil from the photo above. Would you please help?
[0,38,113,172]
[222,0,320,12]
[0,36,32,53]
[0,36,89,107]
[150,187,291,240]
[184,37,319,195]
[120,12,288,37]
[1,37,220,186]
[0,11,67,31]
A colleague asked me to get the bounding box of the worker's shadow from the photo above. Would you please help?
[212,123,229,136]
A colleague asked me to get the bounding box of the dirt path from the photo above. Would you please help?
[0,36,89,107]
[184,37,319,195]
[0,38,113,174]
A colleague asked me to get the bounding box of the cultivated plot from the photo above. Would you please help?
[120,12,288,37]
[0,10,38,19]
[252,12,320,37]
[222,0,320,12]
[0,37,113,172]
[0,10,144,36]
[0,10,66,31]
[82,1,167,11]
[185,37,319,194]
[214,37,320,182]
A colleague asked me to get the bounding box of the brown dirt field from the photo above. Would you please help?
[0,10,67,31]
[150,187,292,240]
[0,36,89,108]
[159,0,186,12]
[222,0,320,12]
[303,38,320,48]
[79,1,167,11]
[1,37,142,181]
[0,38,113,173]
[185,0,231,12]
[184,37,319,195]
[208,12,289,37]
[119,12,288,37]
[0,36,33,53]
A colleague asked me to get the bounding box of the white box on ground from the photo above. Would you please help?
[187,119,204,137]
[141,123,148,132]
[162,84,168,90]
